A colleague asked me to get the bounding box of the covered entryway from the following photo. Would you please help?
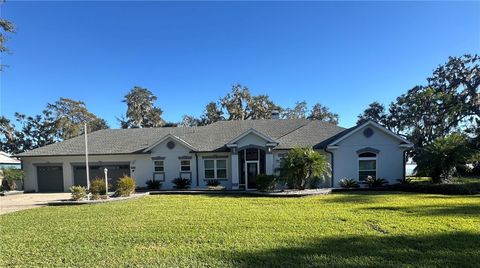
[73,163,130,187]
[37,166,64,192]
[239,148,266,190]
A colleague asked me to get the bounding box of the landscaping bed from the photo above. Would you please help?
[47,192,149,206]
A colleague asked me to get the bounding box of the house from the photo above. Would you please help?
[15,119,413,192]
[0,152,21,169]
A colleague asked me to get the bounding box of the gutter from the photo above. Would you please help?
[195,153,199,187]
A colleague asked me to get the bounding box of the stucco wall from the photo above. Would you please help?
[331,124,406,187]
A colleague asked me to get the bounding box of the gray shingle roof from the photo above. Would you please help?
[16,119,347,157]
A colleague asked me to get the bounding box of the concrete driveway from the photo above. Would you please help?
[0,193,70,215]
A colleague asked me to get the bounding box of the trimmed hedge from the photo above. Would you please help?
[392,182,480,195]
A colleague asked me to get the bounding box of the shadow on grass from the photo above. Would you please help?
[322,192,391,204]
[364,204,480,217]
[229,232,480,267]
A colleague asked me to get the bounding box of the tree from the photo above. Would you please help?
[220,84,252,120]
[280,147,331,190]
[46,98,109,140]
[357,101,389,126]
[203,102,224,124]
[119,86,165,128]
[414,134,477,183]
[0,168,24,191]
[308,103,339,124]
[282,101,308,119]
[0,111,57,154]
[181,115,202,127]
[246,95,282,120]
[0,3,15,71]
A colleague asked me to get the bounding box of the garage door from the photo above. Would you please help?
[73,164,130,187]
[37,166,64,192]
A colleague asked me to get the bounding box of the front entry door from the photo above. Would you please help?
[246,162,258,190]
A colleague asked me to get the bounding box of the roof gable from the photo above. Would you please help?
[227,128,277,146]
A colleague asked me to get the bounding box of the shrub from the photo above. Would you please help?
[172,178,191,189]
[393,182,480,195]
[280,147,331,190]
[365,176,388,188]
[69,185,87,201]
[146,179,162,190]
[90,178,107,199]
[339,178,359,189]
[256,174,277,191]
[1,168,24,191]
[396,177,412,185]
[115,176,136,197]
[206,180,221,187]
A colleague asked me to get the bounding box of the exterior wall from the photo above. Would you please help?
[331,125,406,187]
[197,153,232,189]
[149,138,197,189]
[22,154,150,192]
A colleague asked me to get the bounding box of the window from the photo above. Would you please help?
[358,152,376,180]
[204,160,215,179]
[154,160,164,172]
[180,160,191,171]
[216,160,227,179]
[204,159,227,179]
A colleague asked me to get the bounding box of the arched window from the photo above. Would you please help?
[358,152,377,180]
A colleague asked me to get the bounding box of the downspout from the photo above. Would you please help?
[195,153,199,187]
[324,148,334,188]
[403,150,407,180]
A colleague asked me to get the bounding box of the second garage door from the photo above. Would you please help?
[37,166,64,192]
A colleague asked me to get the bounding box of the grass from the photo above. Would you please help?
[1,192,479,267]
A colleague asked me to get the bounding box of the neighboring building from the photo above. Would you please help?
[15,119,413,192]
[0,152,21,169]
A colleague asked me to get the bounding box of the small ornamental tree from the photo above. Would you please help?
[1,168,24,191]
[280,147,331,190]
[414,133,477,183]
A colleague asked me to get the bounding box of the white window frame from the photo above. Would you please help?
[203,159,227,180]
[153,160,164,172]
[180,160,191,172]
[358,157,377,180]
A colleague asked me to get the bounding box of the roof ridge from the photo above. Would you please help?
[275,120,311,139]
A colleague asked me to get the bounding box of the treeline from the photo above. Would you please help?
[0,54,478,161]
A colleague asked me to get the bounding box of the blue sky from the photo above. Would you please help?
[1,1,479,128]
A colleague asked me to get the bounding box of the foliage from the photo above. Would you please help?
[46,98,109,140]
[69,186,87,201]
[282,101,308,119]
[307,103,339,125]
[0,168,24,191]
[172,178,192,189]
[339,178,360,189]
[0,111,57,154]
[145,179,162,190]
[414,134,477,183]
[280,147,330,190]
[0,9,15,71]
[396,177,412,185]
[114,176,136,197]
[256,174,277,191]
[90,178,107,199]
[205,180,221,187]
[357,101,389,126]
[365,176,388,188]
[1,194,480,267]
[119,86,165,128]
[393,181,480,195]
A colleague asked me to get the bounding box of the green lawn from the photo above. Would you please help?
[1,192,479,267]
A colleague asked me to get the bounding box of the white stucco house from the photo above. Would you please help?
[15,119,413,192]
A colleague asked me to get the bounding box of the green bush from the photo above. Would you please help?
[1,168,24,191]
[393,182,480,195]
[146,179,162,190]
[205,180,221,187]
[256,174,277,191]
[69,186,87,201]
[280,147,330,190]
[396,177,412,185]
[90,179,107,200]
[172,178,191,189]
[365,176,388,188]
[115,176,136,197]
[339,178,359,189]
